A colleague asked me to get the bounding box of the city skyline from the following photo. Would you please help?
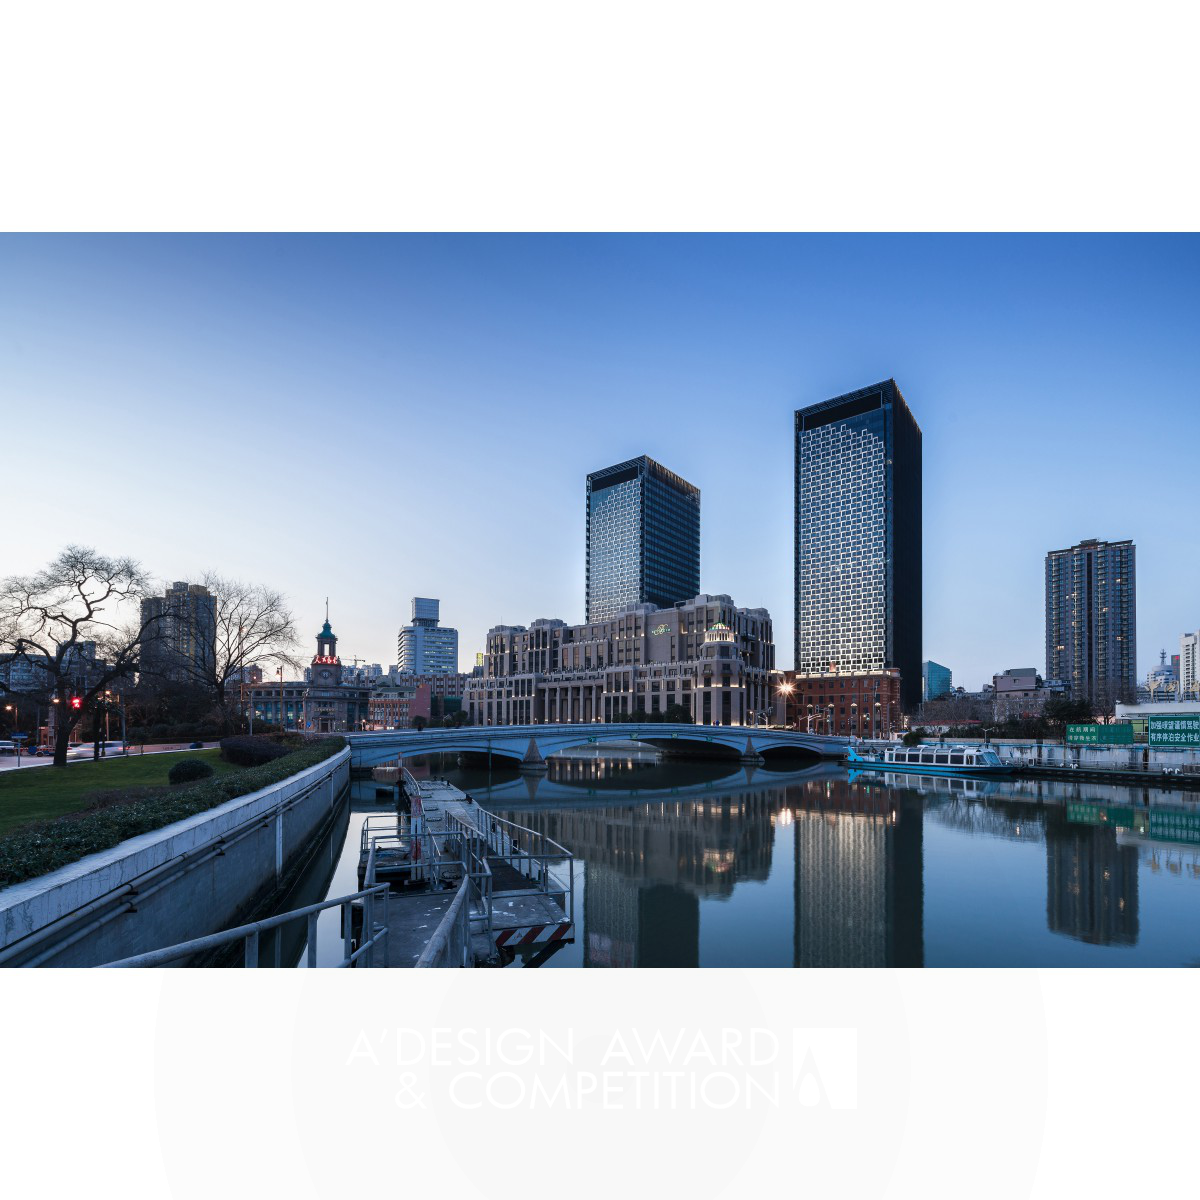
[2,234,1198,688]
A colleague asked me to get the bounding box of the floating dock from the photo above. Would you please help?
[359,773,575,967]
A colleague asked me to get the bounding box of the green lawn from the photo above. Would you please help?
[0,750,241,836]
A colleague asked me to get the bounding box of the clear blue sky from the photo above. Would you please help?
[2,234,1196,689]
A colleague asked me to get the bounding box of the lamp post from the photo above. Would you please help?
[777,681,794,729]
[806,703,813,733]
[4,703,21,767]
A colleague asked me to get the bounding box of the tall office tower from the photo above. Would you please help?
[794,380,923,710]
[396,597,459,674]
[585,455,700,624]
[1045,538,1136,709]
[139,582,217,685]
[922,660,952,701]
[1180,631,1200,700]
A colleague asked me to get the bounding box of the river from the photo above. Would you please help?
[293,753,1200,967]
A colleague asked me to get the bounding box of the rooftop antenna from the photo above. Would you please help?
[325,596,329,623]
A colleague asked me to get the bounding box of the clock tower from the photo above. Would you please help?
[312,616,343,687]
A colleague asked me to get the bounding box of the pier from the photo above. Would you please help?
[357,772,575,967]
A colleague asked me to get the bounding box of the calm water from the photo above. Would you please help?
[309,755,1200,967]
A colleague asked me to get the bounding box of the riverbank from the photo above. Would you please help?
[0,749,239,836]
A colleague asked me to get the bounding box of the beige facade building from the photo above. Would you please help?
[463,594,775,727]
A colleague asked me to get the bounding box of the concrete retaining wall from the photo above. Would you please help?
[944,738,1200,774]
[0,747,351,966]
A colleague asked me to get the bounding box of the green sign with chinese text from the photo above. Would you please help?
[1148,714,1200,748]
[1066,723,1133,745]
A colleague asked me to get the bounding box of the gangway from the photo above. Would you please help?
[359,770,575,965]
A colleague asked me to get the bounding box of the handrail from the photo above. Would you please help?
[98,883,390,968]
[414,877,471,968]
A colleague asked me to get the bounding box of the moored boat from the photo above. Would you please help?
[846,742,1014,776]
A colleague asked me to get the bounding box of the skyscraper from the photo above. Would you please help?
[794,380,923,711]
[139,582,217,685]
[396,597,459,674]
[1045,538,1136,709]
[585,455,700,624]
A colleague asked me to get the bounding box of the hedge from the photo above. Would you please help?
[168,759,215,785]
[218,734,303,768]
[0,737,345,890]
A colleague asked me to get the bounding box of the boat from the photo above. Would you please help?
[845,742,1014,776]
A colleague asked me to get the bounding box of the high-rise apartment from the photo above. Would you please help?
[396,597,459,674]
[139,582,217,685]
[1181,631,1200,700]
[1045,538,1136,709]
[585,456,700,624]
[794,380,923,710]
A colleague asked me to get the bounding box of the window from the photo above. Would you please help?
[950,754,964,765]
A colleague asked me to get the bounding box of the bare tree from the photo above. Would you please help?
[0,546,164,766]
[190,572,301,730]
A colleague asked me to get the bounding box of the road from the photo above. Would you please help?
[0,743,219,773]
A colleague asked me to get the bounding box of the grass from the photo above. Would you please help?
[0,750,241,837]
[0,737,345,889]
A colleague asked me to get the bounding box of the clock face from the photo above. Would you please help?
[319,669,332,681]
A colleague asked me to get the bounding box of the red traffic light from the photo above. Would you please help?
[70,696,83,710]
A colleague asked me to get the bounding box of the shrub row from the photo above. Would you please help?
[0,737,345,890]
[218,733,306,768]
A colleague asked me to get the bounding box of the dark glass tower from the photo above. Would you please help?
[585,455,700,623]
[794,380,923,710]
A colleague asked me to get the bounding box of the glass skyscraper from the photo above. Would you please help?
[1045,538,1136,708]
[585,455,700,623]
[923,660,952,700]
[396,597,459,674]
[794,380,923,710]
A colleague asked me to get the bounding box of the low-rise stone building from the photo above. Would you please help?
[464,594,775,727]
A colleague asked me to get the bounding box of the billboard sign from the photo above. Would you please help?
[1148,714,1200,748]
[1065,723,1133,745]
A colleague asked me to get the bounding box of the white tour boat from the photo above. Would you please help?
[846,742,1014,776]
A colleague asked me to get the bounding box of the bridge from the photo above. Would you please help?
[345,723,849,771]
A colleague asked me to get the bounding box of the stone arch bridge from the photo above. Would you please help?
[345,723,849,772]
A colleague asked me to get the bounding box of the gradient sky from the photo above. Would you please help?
[2,234,1196,689]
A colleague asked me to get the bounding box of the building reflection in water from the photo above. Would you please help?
[791,780,924,968]
[1046,822,1139,946]
[498,769,926,967]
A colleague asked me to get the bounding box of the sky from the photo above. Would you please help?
[1,233,1196,690]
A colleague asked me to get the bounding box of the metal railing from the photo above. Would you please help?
[414,877,472,968]
[98,884,390,968]
[448,808,575,928]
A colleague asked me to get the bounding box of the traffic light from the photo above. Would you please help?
[70,696,82,710]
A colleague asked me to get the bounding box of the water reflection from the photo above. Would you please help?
[469,758,1200,967]
[1045,823,1139,946]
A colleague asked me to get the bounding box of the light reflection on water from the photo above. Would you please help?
[315,755,1200,968]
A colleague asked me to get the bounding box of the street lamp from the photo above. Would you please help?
[4,703,21,767]
[806,703,814,733]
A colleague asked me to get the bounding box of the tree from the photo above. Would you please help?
[411,715,428,732]
[0,546,164,766]
[141,571,301,732]
[1043,695,1095,734]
